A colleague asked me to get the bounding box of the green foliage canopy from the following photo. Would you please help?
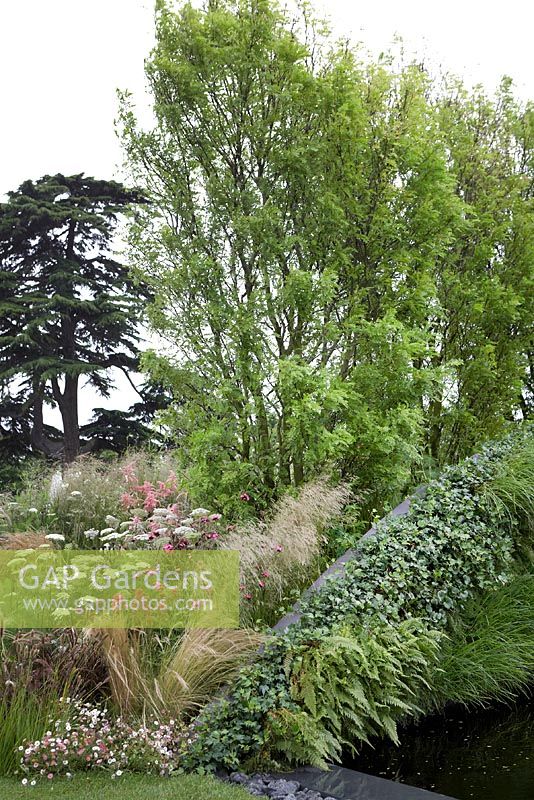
[121,0,533,511]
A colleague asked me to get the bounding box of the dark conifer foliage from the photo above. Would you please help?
[0,173,147,463]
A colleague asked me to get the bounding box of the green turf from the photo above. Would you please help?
[0,773,252,799]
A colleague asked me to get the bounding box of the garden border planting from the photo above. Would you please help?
[184,427,533,773]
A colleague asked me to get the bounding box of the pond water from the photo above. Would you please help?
[346,701,534,800]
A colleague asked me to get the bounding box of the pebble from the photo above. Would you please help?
[226,772,340,800]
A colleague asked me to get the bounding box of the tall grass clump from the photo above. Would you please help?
[0,684,68,776]
[481,431,534,538]
[0,629,106,775]
[429,572,534,710]
[96,627,263,718]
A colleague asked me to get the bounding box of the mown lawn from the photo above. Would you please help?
[0,773,251,799]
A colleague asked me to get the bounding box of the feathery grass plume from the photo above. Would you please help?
[222,479,350,620]
[1,629,108,700]
[97,628,147,716]
[157,628,264,716]
[429,572,534,711]
[96,627,263,719]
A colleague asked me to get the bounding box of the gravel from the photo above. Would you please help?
[225,773,339,800]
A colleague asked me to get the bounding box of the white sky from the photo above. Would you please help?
[1,0,533,427]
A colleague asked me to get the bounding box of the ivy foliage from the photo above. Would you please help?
[184,426,532,771]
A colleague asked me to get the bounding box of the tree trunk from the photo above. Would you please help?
[60,374,80,463]
[428,397,444,462]
[277,410,291,486]
[292,455,304,487]
[56,218,80,463]
[252,390,274,490]
[30,387,61,457]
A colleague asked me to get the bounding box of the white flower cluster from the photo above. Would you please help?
[19,700,189,783]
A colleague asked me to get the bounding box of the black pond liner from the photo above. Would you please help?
[278,765,456,799]
[344,700,534,800]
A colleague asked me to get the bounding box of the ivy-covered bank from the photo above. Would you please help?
[184,427,533,772]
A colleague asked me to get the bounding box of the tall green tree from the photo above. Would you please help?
[121,0,533,514]
[428,78,534,461]
[0,174,146,462]
[120,0,447,512]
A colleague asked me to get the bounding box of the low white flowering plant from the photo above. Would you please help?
[19,699,193,782]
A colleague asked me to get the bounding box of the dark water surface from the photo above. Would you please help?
[346,702,534,800]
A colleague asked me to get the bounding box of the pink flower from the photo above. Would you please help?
[240,492,250,501]
[164,472,178,491]
[163,543,174,551]
[209,513,222,521]
[120,492,136,510]
[144,491,158,513]
[262,570,270,578]
[207,532,219,540]
[244,594,252,600]
[275,545,283,552]
[258,580,265,589]
[47,773,54,780]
